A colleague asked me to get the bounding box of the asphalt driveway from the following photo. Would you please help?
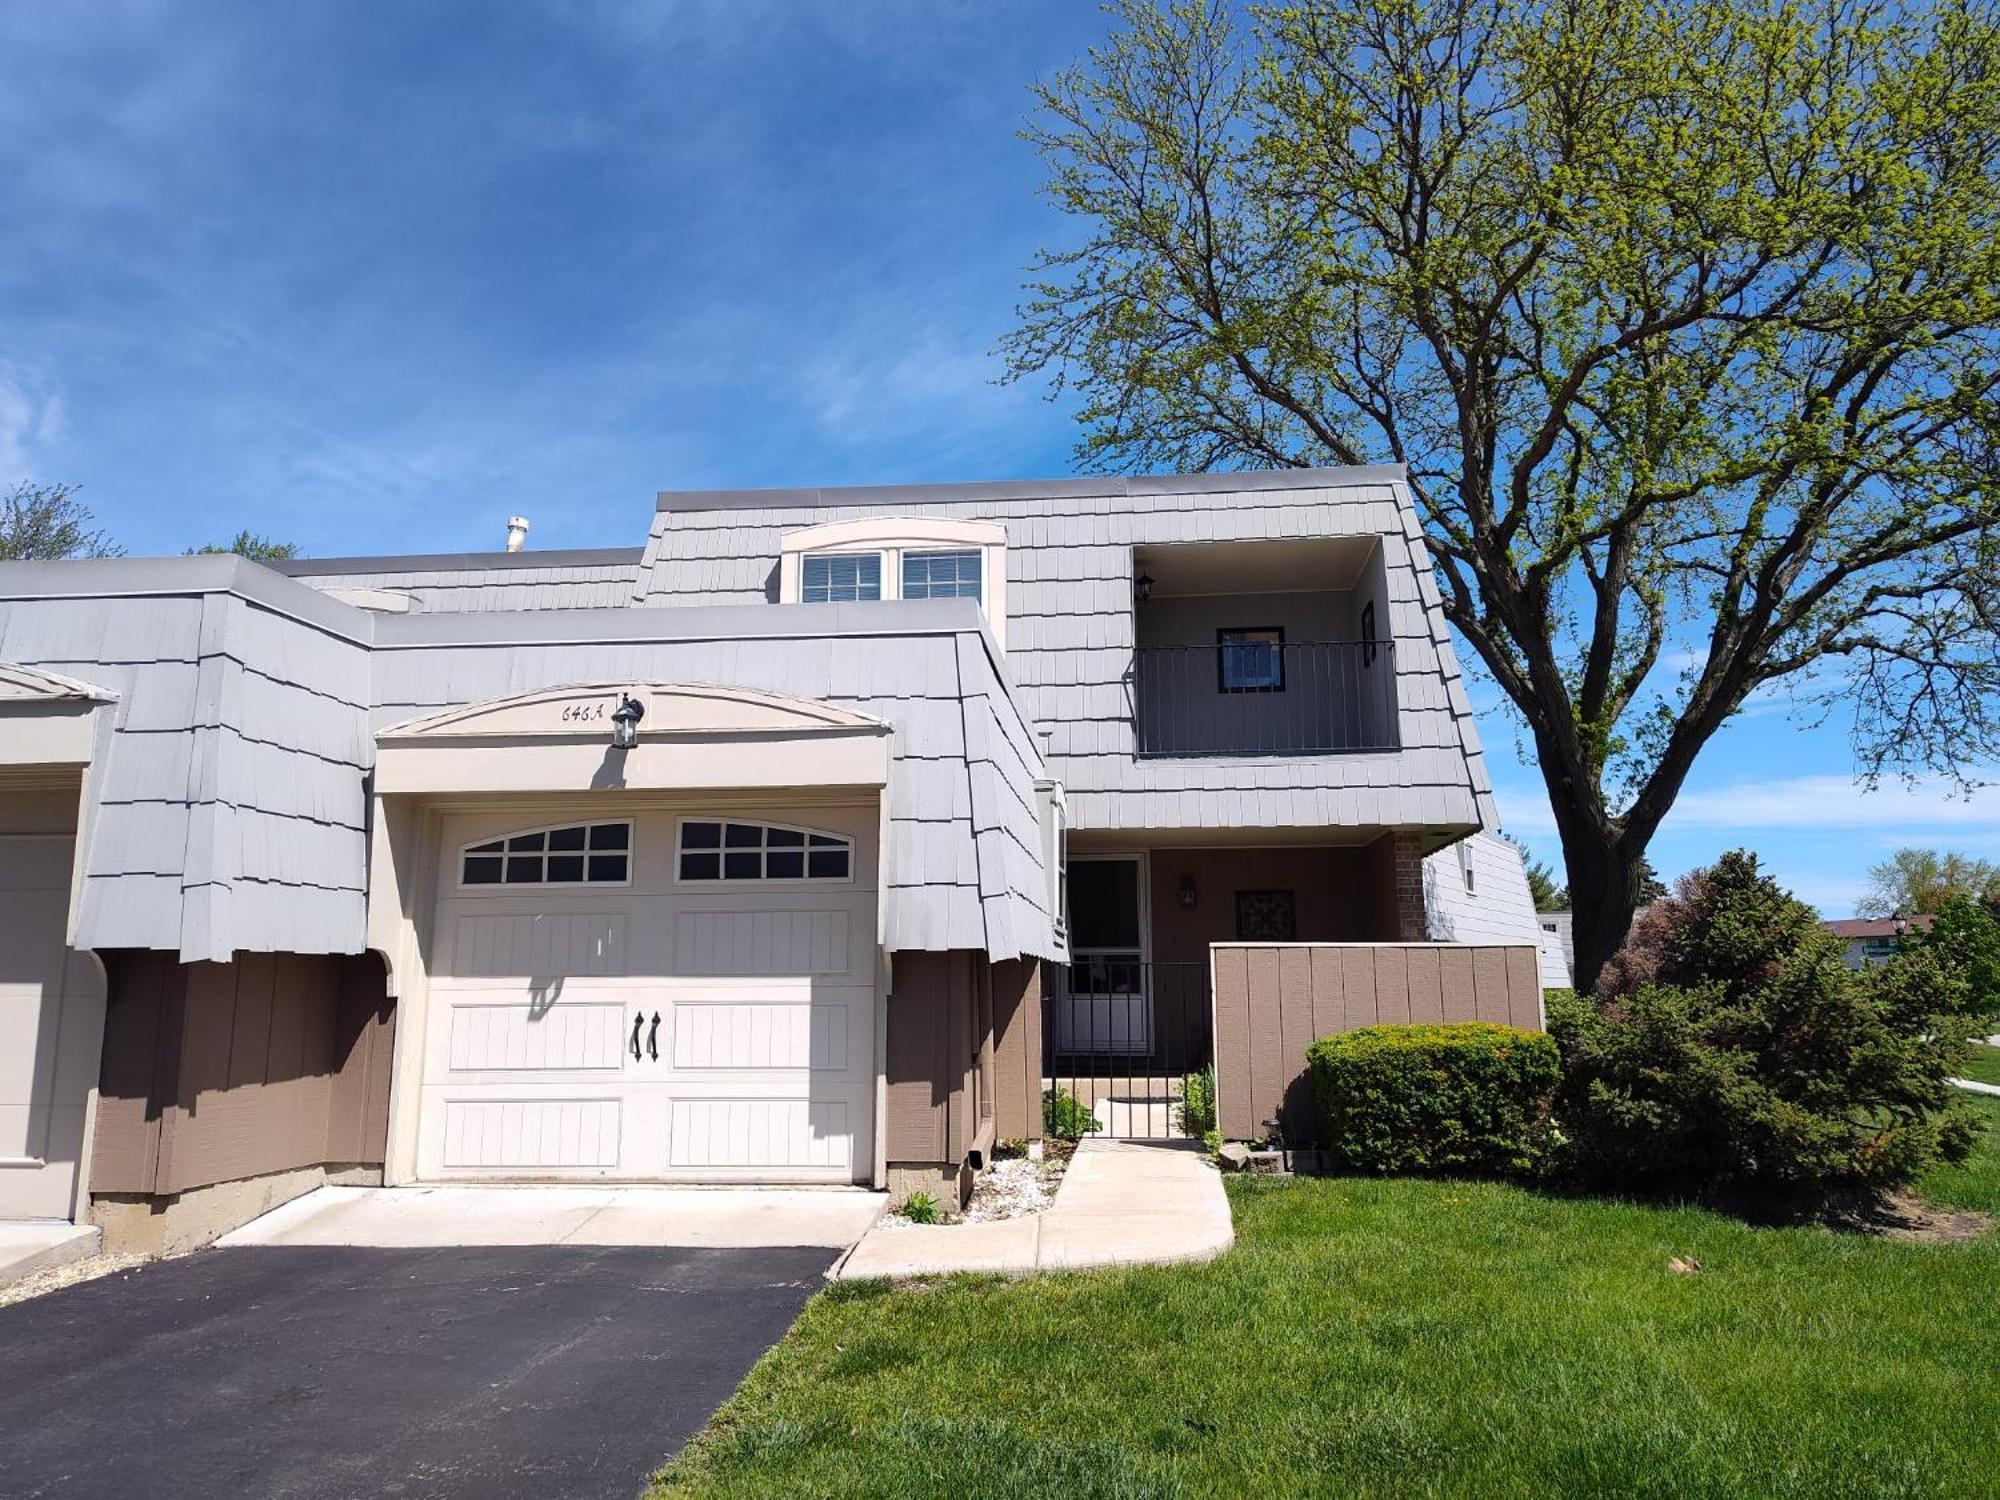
[0,1243,834,1500]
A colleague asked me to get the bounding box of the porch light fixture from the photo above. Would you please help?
[610,694,646,750]
[1135,572,1154,602]
[1179,872,1197,909]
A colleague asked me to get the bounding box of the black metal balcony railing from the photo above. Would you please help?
[1133,640,1398,757]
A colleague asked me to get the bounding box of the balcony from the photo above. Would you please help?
[1129,536,1399,759]
[1133,639,1397,756]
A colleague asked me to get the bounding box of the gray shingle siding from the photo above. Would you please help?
[636,469,1494,835]
[369,603,1059,962]
[0,464,1492,961]
[0,558,372,962]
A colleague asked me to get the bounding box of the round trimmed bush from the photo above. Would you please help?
[1308,1022,1561,1177]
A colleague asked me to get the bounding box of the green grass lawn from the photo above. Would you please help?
[1960,1043,2000,1087]
[651,1097,2000,1500]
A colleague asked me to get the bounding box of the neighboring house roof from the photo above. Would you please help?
[1822,915,1936,939]
[273,547,643,613]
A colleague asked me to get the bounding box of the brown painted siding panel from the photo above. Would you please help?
[945,958,974,1163]
[92,951,394,1199]
[1340,948,1377,1032]
[1308,945,1344,1041]
[1438,947,1477,1023]
[1276,947,1318,1136]
[1374,948,1411,1025]
[1471,947,1511,1025]
[886,951,951,1164]
[1244,946,1287,1141]
[991,959,1043,1143]
[886,949,1009,1168]
[1505,946,1542,1030]
[91,954,183,1194]
[1213,943,1541,1142]
[1212,946,1255,1140]
[1406,946,1443,1024]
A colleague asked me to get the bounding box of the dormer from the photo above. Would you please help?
[777,517,1009,648]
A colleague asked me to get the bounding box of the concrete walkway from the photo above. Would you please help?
[1950,1077,2000,1098]
[833,1138,1233,1281]
[219,1183,885,1249]
[0,1221,99,1287]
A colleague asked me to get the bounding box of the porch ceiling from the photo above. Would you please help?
[1133,536,1375,597]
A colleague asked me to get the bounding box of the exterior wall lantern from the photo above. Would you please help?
[1135,572,1155,602]
[1179,872,1197,909]
[610,694,646,749]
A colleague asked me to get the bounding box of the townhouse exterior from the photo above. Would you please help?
[1821,914,1934,970]
[0,464,1512,1247]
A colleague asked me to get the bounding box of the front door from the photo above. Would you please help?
[0,834,103,1221]
[1055,856,1151,1054]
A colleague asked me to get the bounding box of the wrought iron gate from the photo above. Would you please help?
[1041,959,1212,1138]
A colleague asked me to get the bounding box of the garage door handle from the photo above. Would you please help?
[646,1012,661,1062]
[630,1010,644,1061]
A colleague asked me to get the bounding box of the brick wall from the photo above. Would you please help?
[1393,833,1429,939]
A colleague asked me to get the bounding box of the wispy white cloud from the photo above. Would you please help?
[1492,768,2000,840]
[1665,771,2000,831]
[0,362,67,482]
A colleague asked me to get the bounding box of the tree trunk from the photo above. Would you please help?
[1553,820,1647,996]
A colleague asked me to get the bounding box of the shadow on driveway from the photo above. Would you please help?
[0,1244,833,1499]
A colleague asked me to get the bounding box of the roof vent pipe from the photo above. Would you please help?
[505,515,530,553]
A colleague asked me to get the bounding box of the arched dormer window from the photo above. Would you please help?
[676,819,854,883]
[460,821,632,887]
[779,517,1008,648]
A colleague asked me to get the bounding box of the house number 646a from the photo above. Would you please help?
[560,702,608,723]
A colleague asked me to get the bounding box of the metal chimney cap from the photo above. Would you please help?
[504,516,531,552]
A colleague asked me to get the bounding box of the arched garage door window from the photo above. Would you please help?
[676,820,853,883]
[460,821,632,887]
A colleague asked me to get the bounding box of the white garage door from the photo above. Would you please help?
[0,833,103,1221]
[417,804,877,1184]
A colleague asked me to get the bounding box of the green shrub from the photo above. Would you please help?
[1176,1065,1217,1137]
[1553,851,1999,1200]
[1307,1021,1560,1177]
[899,1191,940,1224]
[1042,1088,1101,1142]
[1911,894,2000,1038]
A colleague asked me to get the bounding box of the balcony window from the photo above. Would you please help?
[1218,626,1286,693]
[801,551,882,603]
[902,548,982,601]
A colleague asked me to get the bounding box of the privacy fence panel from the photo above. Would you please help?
[1211,943,1542,1143]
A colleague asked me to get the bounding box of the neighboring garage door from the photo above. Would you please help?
[0,829,104,1221]
[417,804,877,1184]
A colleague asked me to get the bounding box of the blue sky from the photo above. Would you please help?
[4,0,1994,916]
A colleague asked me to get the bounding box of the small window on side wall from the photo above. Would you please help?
[801,552,882,603]
[676,820,853,882]
[1218,626,1285,693]
[461,821,630,887]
